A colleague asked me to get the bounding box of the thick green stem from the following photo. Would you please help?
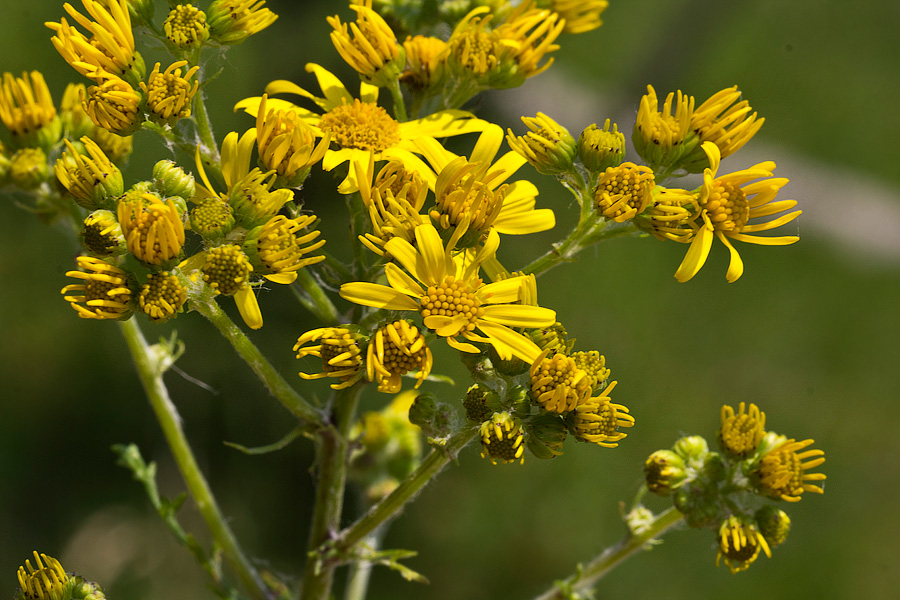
[388,78,408,123]
[118,318,269,600]
[301,386,362,600]
[190,295,322,424]
[293,267,341,326]
[533,507,684,600]
[192,83,224,184]
[329,426,478,556]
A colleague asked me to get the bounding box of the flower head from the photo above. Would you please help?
[551,0,608,34]
[367,319,433,393]
[16,552,68,600]
[480,411,525,465]
[55,137,123,209]
[755,506,791,548]
[633,85,694,169]
[59,82,94,138]
[243,214,326,283]
[295,326,366,389]
[340,223,554,362]
[194,244,262,329]
[0,71,61,148]
[674,142,801,283]
[571,381,634,447]
[593,162,655,223]
[719,402,765,458]
[207,0,278,45]
[82,209,126,256]
[140,61,200,125]
[644,449,687,495]
[139,271,187,322]
[402,35,447,91]
[235,63,488,193]
[164,4,210,49]
[8,148,49,189]
[494,3,565,80]
[716,515,771,574]
[117,193,186,266]
[61,255,134,320]
[686,85,764,169]
[570,350,609,392]
[577,119,625,173]
[754,438,826,502]
[528,349,591,413]
[328,3,405,87]
[189,198,236,240]
[254,94,330,185]
[82,73,143,135]
[506,112,576,176]
[635,185,699,243]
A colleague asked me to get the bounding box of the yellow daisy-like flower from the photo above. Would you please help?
[674,142,801,283]
[81,72,143,135]
[243,214,326,284]
[46,0,142,83]
[207,0,277,45]
[139,61,200,125]
[572,381,634,447]
[234,63,489,193]
[754,438,826,502]
[340,223,555,362]
[402,35,447,91]
[506,111,577,176]
[480,411,525,465]
[633,84,694,169]
[410,124,556,240]
[16,552,68,600]
[551,0,608,34]
[528,349,592,413]
[570,350,610,392]
[164,4,210,49]
[254,93,330,184]
[139,271,187,322]
[55,136,123,209]
[593,162,655,223]
[295,326,366,390]
[328,2,404,87]
[719,402,766,458]
[0,71,60,145]
[494,2,565,80]
[193,244,262,329]
[82,209,126,256]
[61,255,134,320]
[636,185,699,243]
[367,319,433,393]
[691,85,764,162]
[716,515,771,574]
[117,193,186,266]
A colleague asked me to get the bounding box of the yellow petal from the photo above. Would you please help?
[728,233,799,246]
[383,237,423,283]
[476,278,524,304]
[674,217,714,283]
[424,314,468,337]
[716,231,744,283]
[470,124,504,166]
[385,263,425,297]
[340,282,419,310]
[482,304,556,327]
[445,335,480,354]
[304,63,354,109]
[413,224,447,284]
[235,287,263,330]
[474,321,542,363]
[264,272,298,284]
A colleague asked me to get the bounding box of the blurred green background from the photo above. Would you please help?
[2,1,899,599]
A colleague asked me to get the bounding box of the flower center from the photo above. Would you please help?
[641,112,684,146]
[320,333,362,375]
[84,277,131,313]
[720,413,763,457]
[419,276,484,333]
[139,271,187,322]
[433,175,506,232]
[202,244,251,296]
[594,163,655,220]
[451,31,500,76]
[319,99,400,152]
[529,353,590,413]
[165,4,209,48]
[190,198,235,236]
[702,181,749,231]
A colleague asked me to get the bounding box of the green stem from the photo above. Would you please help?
[533,507,684,600]
[388,78,408,123]
[293,267,341,326]
[301,386,362,600]
[328,426,478,556]
[118,318,269,600]
[343,524,387,600]
[192,82,223,184]
[190,295,323,424]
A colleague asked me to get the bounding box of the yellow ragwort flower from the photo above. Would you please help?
[254,94,330,184]
[243,214,326,284]
[82,209,126,256]
[719,402,766,458]
[577,119,625,173]
[207,0,278,45]
[59,82,93,138]
[340,223,555,362]
[46,0,142,83]
[140,61,200,125]
[61,255,134,320]
[139,271,187,322]
[8,148,49,189]
[480,411,525,465]
[189,198,236,239]
[367,319,433,393]
[570,350,610,392]
[716,515,771,574]
[16,552,68,600]
[81,72,143,135]
[0,71,61,146]
[295,326,366,389]
[494,2,564,80]
[410,124,556,241]
[636,185,699,243]
[506,112,577,176]
[572,381,635,447]
[755,438,826,502]
[528,349,592,413]
[328,3,405,87]
[593,162,656,223]
[550,0,608,34]
[194,244,262,329]
[402,35,447,91]
[235,63,489,193]
[674,142,801,283]
[691,85,764,162]
[55,136,123,209]
[117,193,186,266]
[633,84,694,168]
[164,4,210,49]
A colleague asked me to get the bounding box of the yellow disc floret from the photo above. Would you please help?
[529,350,591,413]
[367,320,433,393]
[201,244,252,296]
[420,276,485,336]
[16,552,68,600]
[719,402,765,458]
[139,271,187,322]
[319,99,400,152]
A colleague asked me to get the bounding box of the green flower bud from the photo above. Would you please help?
[462,383,500,423]
[674,483,722,529]
[529,322,573,355]
[479,412,525,465]
[153,159,196,200]
[82,210,127,257]
[9,148,49,190]
[524,413,567,459]
[408,393,453,438]
[755,505,791,548]
[125,0,156,27]
[673,435,710,468]
[645,450,687,495]
[70,575,107,600]
[577,119,625,173]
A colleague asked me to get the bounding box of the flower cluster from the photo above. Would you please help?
[642,402,825,573]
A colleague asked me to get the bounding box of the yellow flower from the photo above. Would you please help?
[716,515,771,574]
[82,209,126,256]
[243,214,326,284]
[0,71,61,147]
[234,63,489,193]
[550,0,608,34]
[254,93,330,185]
[340,222,554,362]
[207,0,277,45]
[328,3,405,87]
[92,126,134,162]
[570,350,609,391]
[674,142,801,283]
[189,198,236,239]
[140,61,200,125]
[8,148,49,189]
[409,124,556,241]
[139,271,187,322]
[593,162,655,223]
[59,82,93,138]
[191,244,263,329]
[82,72,143,135]
[367,319,433,393]
[633,84,694,169]
[494,2,565,79]
[636,185,699,243]
[480,411,525,465]
[61,255,134,320]
[572,381,634,447]
[691,86,763,162]
[16,552,68,600]
[295,326,366,389]
[55,136,123,209]
[402,35,447,91]
[46,0,143,83]
[118,193,186,266]
[528,349,591,413]
[719,402,766,458]
[164,4,210,49]
[754,438,826,502]
[506,111,576,176]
